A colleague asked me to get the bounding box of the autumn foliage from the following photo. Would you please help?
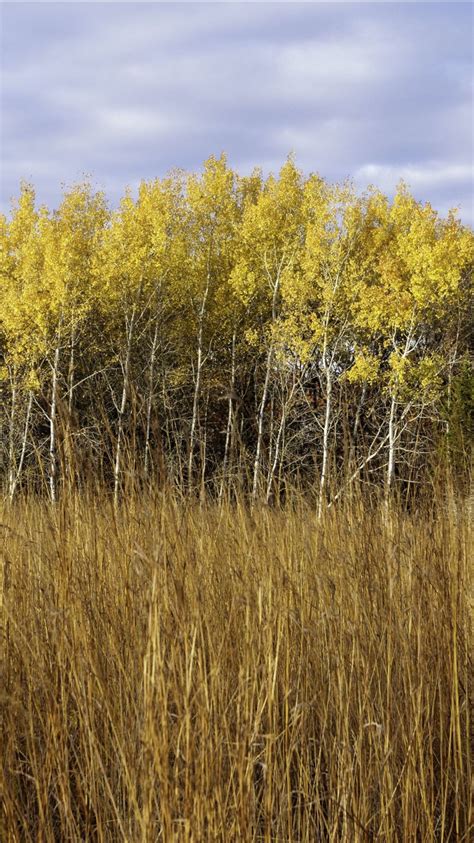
[0,156,472,503]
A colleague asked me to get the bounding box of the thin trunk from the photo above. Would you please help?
[188,330,203,487]
[67,324,76,416]
[386,319,414,504]
[49,343,60,503]
[64,324,76,486]
[252,272,280,502]
[266,378,297,504]
[267,392,275,469]
[188,279,209,488]
[16,392,33,494]
[318,363,332,519]
[144,322,159,478]
[7,375,17,501]
[252,345,273,502]
[200,389,210,501]
[114,307,136,505]
[219,330,236,500]
[386,392,397,502]
[445,327,460,481]
[351,383,367,457]
[266,404,285,504]
[316,295,342,519]
[9,388,33,501]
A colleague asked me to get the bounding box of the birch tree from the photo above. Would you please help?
[0,185,48,497]
[183,155,239,489]
[353,184,473,500]
[280,177,363,514]
[231,159,305,500]
[1,160,471,501]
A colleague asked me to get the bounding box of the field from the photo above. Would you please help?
[2,2,473,840]
[1,490,471,841]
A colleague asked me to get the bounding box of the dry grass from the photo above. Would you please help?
[0,490,472,841]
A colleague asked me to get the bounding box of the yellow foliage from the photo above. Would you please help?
[346,351,380,385]
[1,159,471,413]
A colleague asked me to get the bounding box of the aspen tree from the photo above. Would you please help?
[1,159,471,500]
[184,155,239,489]
[231,159,305,500]
[42,184,109,496]
[98,176,182,500]
[217,170,263,498]
[0,185,48,497]
[353,184,473,500]
[140,175,185,481]
[98,192,148,502]
[285,178,363,515]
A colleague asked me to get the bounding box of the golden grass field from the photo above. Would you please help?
[0,490,472,841]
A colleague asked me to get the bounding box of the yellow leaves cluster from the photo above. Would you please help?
[352,181,472,343]
[0,364,40,392]
[1,159,471,403]
[244,327,259,348]
[24,368,41,392]
[230,264,256,307]
[346,351,380,385]
[388,351,444,402]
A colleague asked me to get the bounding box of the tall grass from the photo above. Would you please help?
[0,490,472,841]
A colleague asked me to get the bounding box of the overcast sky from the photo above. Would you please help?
[1,2,472,223]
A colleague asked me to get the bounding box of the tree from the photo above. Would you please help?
[271,177,367,513]
[0,184,47,498]
[352,184,473,501]
[96,175,182,501]
[1,159,471,503]
[181,155,240,490]
[231,158,305,500]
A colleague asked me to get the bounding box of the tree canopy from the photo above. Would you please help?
[1,157,472,503]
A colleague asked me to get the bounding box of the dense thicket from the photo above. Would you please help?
[1,156,472,503]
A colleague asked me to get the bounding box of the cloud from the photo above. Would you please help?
[0,2,472,223]
[355,161,473,222]
[355,162,473,192]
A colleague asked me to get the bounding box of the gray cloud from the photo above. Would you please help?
[1,2,472,223]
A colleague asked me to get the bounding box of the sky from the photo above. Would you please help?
[1,1,473,223]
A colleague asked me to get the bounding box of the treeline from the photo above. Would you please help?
[0,156,472,504]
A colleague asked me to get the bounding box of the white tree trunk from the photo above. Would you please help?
[67,323,76,416]
[188,279,209,488]
[9,389,33,502]
[7,377,17,501]
[49,343,60,503]
[219,330,236,500]
[386,393,397,502]
[252,270,281,502]
[200,389,210,500]
[17,392,33,494]
[318,363,332,519]
[114,307,136,505]
[144,322,159,478]
[266,377,298,504]
[351,383,367,455]
[252,345,273,502]
[266,402,285,505]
